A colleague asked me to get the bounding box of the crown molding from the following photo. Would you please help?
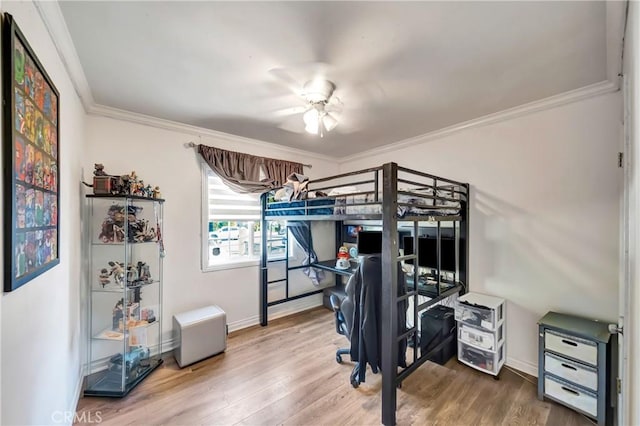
[33,1,94,111]
[88,103,337,163]
[339,80,618,165]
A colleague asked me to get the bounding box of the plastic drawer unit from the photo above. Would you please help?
[537,311,616,426]
[455,292,505,377]
[173,305,227,368]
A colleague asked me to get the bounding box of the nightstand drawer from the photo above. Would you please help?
[545,353,597,391]
[545,375,597,417]
[545,330,597,366]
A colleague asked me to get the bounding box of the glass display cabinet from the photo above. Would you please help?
[83,194,164,397]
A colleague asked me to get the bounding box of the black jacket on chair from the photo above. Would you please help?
[334,254,407,384]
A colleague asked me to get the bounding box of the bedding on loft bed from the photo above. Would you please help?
[265,188,462,218]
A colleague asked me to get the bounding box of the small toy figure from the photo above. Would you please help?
[99,268,111,287]
[94,163,108,176]
[108,261,126,288]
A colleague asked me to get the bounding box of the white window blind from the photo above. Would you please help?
[206,171,260,221]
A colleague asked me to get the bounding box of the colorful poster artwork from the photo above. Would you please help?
[43,156,51,191]
[14,41,24,88]
[44,192,52,226]
[15,233,27,278]
[24,54,35,100]
[43,120,51,154]
[25,188,35,228]
[43,85,52,118]
[50,195,57,226]
[50,161,57,192]
[6,16,61,291]
[16,184,26,229]
[15,136,25,181]
[35,190,44,227]
[43,230,53,263]
[35,109,44,148]
[35,71,44,110]
[50,127,57,159]
[50,230,57,260]
[24,98,35,142]
[50,91,57,124]
[25,232,36,273]
[34,150,43,188]
[15,88,24,133]
[25,143,35,185]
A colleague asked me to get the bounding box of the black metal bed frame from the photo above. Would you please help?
[259,162,469,425]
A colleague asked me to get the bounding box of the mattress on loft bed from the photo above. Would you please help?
[333,190,461,217]
[265,198,335,216]
[264,192,461,218]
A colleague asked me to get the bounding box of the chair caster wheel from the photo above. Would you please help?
[350,377,359,388]
[397,382,402,389]
[336,354,343,364]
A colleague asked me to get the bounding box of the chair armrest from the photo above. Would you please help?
[329,294,342,312]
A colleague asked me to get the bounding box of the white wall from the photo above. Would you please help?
[84,116,339,343]
[0,1,86,425]
[623,1,639,424]
[340,92,622,374]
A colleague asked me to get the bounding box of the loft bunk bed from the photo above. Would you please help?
[260,162,469,426]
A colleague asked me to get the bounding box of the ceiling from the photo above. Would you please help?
[58,1,609,157]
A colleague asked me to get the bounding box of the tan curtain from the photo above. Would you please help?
[198,144,303,194]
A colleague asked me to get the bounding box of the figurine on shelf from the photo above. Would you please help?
[98,268,111,287]
[94,163,108,176]
[152,186,161,199]
[108,261,126,288]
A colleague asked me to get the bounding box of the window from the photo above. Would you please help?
[201,166,288,270]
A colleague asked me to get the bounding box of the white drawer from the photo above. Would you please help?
[545,330,597,366]
[458,323,500,351]
[545,375,597,417]
[544,353,597,391]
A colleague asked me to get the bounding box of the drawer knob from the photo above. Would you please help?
[561,363,578,371]
[561,339,578,347]
[560,386,580,396]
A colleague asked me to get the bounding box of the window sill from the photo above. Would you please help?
[202,259,260,272]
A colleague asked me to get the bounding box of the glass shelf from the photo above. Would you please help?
[93,320,159,341]
[91,280,160,293]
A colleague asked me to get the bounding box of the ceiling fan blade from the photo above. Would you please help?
[277,114,306,133]
[271,105,309,117]
[268,68,305,97]
[325,98,343,114]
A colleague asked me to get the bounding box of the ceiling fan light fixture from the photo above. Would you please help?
[322,113,338,132]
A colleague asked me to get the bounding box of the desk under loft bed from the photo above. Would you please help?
[260,162,469,426]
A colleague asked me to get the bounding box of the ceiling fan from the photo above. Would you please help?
[297,79,341,137]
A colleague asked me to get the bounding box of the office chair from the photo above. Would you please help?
[330,255,407,388]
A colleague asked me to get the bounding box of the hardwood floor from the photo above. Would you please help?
[75,307,592,425]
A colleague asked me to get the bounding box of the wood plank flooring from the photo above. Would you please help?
[75,307,592,425]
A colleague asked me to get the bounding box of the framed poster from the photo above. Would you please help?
[3,13,60,291]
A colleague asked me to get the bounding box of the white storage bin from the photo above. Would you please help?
[455,292,504,331]
[173,305,227,368]
[544,352,597,391]
[544,375,597,417]
[458,340,504,375]
[458,323,502,351]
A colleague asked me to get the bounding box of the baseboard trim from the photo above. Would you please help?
[505,357,538,378]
